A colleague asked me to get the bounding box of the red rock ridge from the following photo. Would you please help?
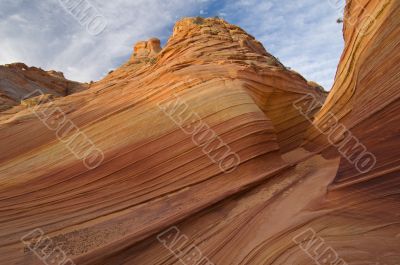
[0,16,325,265]
[304,0,399,189]
[0,62,88,112]
[0,1,399,265]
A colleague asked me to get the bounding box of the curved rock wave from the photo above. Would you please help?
[0,1,399,264]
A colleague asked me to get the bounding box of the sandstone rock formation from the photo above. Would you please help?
[130,38,162,63]
[0,62,87,112]
[305,0,399,188]
[0,0,399,264]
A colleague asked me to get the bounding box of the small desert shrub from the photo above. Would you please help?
[193,16,205,25]
[149,58,157,65]
[21,98,40,107]
[210,29,219,35]
[21,94,54,107]
[265,57,276,66]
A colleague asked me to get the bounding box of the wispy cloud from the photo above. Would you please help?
[0,0,344,89]
[215,0,344,89]
[0,0,205,81]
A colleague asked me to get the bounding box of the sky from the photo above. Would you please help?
[0,0,345,90]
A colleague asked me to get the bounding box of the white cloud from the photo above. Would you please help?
[0,0,204,81]
[0,0,344,89]
[218,0,344,89]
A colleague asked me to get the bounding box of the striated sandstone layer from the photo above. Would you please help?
[0,17,325,265]
[0,62,87,112]
[304,0,400,189]
[0,1,399,265]
[292,1,400,262]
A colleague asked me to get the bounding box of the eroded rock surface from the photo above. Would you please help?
[0,62,87,112]
[0,1,399,264]
[130,38,162,63]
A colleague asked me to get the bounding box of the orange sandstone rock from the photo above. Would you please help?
[0,1,399,264]
[130,38,162,63]
[0,62,87,112]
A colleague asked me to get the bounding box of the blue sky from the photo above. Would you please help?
[0,0,345,89]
